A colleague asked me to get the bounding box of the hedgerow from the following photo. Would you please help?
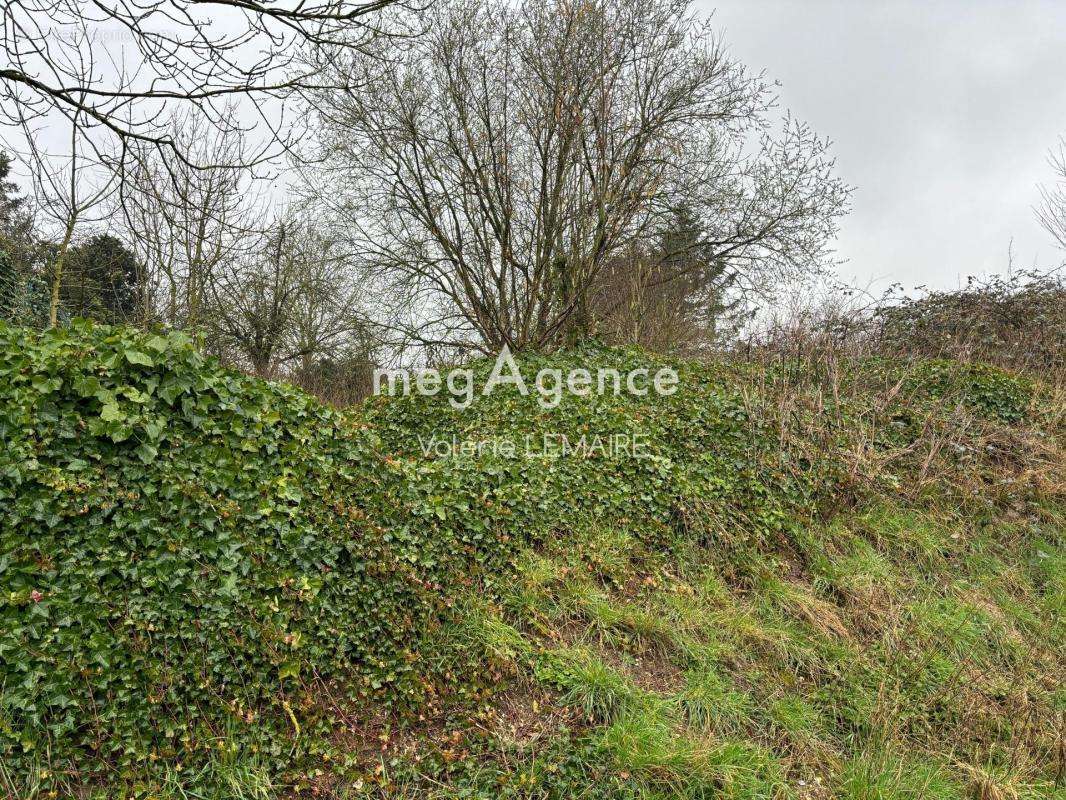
[0,323,1043,793]
[0,325,818,788]
[0,321,438,781]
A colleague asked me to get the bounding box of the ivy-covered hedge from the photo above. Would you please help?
[1,325,817,784]
[903,359,1033,423]
[0,323,1032,788]
[0,322,440,777]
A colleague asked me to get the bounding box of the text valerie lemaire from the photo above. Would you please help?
[417,432,651,460]
[373,346,680,410]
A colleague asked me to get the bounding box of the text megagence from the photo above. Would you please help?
[373,346,680,410]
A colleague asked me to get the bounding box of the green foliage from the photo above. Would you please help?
[0,322,1057,797]
[380,729,643,800]
[0,246,48,327]
[61,234,142,323]
[674,666,752,734]
[0,246,13,317]
[364,344,821,553]
[838,750,964,800]
[0,326,822,790]
[902,359,1033,422]
[0,151,47,328]
[602,706,786,800]
[535,647,639,723]
[0,322,426,784]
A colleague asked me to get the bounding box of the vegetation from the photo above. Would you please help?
[307,0,848,351]
[873,271,1066,374]
[0,322,425,778]
[1,321,1061,798]
[1,0,852,374]
[1,2,1063,796]
[0,150,45,326]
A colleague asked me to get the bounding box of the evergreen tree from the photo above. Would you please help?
[0,151,22,228]
[656,205,738,341]
[62,234,141,323]
[0,247,14,319]
[0,152,21,314]
[0,151,43,323]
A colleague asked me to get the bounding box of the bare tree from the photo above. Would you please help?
[1037,137,1066,251]
[208,211,371,377]
[19,104,115,327]
[283,224,369,375]
[305,0,850,353]
[118,113,257,328]
[1,0,413,168]
[209,221,300,375]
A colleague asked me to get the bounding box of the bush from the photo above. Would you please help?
[903,359,1033,422]
[0,322,426,779]
[874,270,1066,375]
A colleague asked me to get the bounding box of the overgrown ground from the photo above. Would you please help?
[384,499,1062,800]
[0,322,1062,799]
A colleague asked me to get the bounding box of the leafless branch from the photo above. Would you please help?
[1037,137,1066,251]
[1,0,417,168]
[302,0,850,353]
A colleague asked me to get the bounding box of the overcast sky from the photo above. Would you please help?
[8,1,1064,297]
[698,0,1066,292]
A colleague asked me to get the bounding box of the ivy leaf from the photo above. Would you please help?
[144,419,165,441]
[122,386,151,404]
[32,375,63,394]
[99,403,125,423]
[135,443,158,464]
[124,350,154,367]
[73,375,101,397]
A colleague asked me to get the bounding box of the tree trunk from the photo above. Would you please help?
[49,219,77,328]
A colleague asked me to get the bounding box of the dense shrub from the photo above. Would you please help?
[903,359,1033,422]
[874,270,1066,375]
[0,322,436,778]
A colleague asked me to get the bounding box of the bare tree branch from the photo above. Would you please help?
[1,0,416,168]
[303,0,850,353]
[1037,137,1066,251]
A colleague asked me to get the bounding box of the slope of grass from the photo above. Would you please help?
[379,499,1062,800]
[0,321,1061,798]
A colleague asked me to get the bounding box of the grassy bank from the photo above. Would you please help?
[0,322,1061,798]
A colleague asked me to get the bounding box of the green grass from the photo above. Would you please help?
[404,502,1060,798]
[838,749,963,800]
[536,646,640,723]
[3,323,1062,798]
[673,665,752,734]
[431,498,1060,800]
[764,693,824,744]
[601,705,787,799]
